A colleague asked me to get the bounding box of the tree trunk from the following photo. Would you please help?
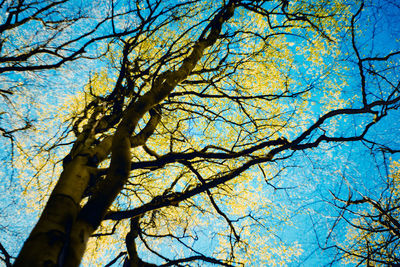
[14,157,94,266]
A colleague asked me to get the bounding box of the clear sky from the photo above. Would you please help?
[1,0,400,266]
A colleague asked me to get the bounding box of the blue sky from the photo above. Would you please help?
[1,0,400,266]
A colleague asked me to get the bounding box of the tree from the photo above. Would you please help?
[329,159,400,266]
[2,0,400,266]
[0,2,152,263]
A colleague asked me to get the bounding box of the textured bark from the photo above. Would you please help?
[14,157,91,266]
